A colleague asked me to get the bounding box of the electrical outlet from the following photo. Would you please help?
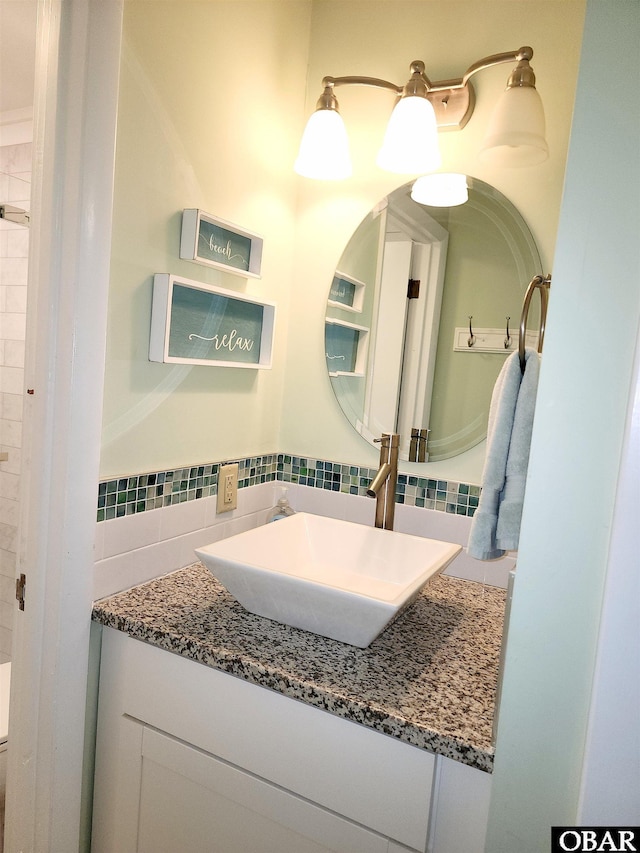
[217,463,238,513]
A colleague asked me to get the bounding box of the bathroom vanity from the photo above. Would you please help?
[91,564,505,853]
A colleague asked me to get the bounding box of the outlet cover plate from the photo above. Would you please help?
[217,463,238,514]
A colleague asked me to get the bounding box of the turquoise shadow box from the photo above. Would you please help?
[149,274,276,368]
[180,209,263,278]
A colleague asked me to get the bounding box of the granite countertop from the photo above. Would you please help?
[92,563,506,772]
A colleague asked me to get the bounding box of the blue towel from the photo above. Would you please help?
[467,348,540,560]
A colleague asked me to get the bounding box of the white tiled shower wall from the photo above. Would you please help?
[0,142,31,663]
[93,480,515,601]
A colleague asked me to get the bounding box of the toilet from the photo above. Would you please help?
[0,662,10,800]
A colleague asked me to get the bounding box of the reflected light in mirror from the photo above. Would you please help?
[411,173,469,207]
[294,108,352,180]
[376,95,441,174]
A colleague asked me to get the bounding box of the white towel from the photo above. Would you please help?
[467,348,540,560]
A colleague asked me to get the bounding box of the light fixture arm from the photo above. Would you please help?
[459,46,534,88]
[320,75,402,96]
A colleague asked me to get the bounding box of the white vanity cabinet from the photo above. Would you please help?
[91,627,491,853]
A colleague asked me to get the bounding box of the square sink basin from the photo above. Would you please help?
[195,512,461,647]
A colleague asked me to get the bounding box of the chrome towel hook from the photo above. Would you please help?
[504,316,512,349]
[467,316,475,347]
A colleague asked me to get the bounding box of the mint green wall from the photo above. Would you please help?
[486,2,640,849]
[103,1,585,485]
[101,1,311,478]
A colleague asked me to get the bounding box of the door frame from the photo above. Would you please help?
[5,1,123,850]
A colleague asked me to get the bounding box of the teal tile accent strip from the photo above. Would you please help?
[97,453,480,522]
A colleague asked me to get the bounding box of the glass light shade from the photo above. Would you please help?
[376,95,442,174]
[480,85,548,167]
[294,109,352,180]
[411,173,469,207]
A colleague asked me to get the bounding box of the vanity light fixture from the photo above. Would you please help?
[295,46,548,180]
[479,55,548,166]
[376,61,441,175]
[294,86,352,179]
[411,173,469,207]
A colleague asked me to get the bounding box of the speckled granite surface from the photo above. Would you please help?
[92,563,506,772]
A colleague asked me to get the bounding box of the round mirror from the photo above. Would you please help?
[325,177,543,464]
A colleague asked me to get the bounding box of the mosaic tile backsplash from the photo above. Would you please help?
[97,453,480,522]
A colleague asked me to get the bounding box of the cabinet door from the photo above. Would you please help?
[93,628,434,851]
[427,756,492,853]
[137,726,395,853]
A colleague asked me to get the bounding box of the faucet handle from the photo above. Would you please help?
[374,432,400,447]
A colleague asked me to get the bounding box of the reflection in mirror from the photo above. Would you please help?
[325,177,543,467]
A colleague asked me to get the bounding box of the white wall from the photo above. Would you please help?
[486,2,640,849]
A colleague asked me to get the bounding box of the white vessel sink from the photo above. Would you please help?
[195,512,461,647]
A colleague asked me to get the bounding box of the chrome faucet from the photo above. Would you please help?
[366,433,399,530]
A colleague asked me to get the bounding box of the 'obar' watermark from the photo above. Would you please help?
[552,828,639,852]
